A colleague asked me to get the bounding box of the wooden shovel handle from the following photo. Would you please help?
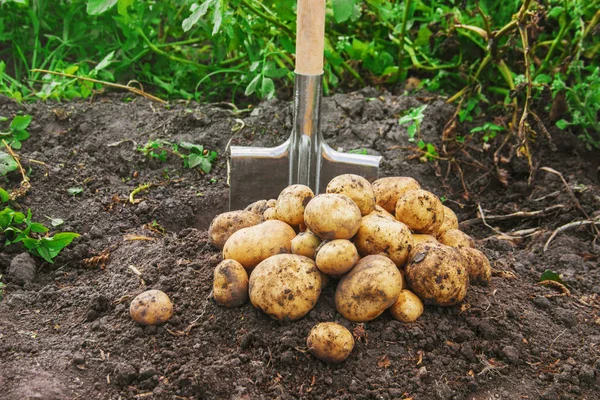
[295,0,325,75]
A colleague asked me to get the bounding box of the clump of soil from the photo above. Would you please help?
[0,91,599,400]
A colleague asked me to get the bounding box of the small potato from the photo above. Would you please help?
[354,213,413,267]
[304,194,362,240]
[291,231,322,259]
[223,220,296,271]
[245,199,272,216]
[412,233,438,246]
[213,260,249,308]
[370,204,396,220]
[263,207,278,220]
[389,290,424,323]
[130,290,173,326]
[372,176,421,214]
[395,189,444,234]
[249,254,322,320]
[438,228,474,248]
[275,185,314,226]
[459,247,492,286]
[405,243,468,306]
[208,211,262,249]
[326,174,375,216]
[437,206,459,235]
[307,322,355,363]
[335,255,403,322]
[315,239,359,275]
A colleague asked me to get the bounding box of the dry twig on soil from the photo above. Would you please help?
[2,139,31,199]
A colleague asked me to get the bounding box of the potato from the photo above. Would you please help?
[249,254,322,320]
[275,184,314,226]
[412,233,437,246]
[304,194,362,240]
[130,290,173,326]
[459,247,492,286]
[263,207,278,220]
[208,211,262,249]
[223,220,296,271]
[213,259,249,308]
[389,290,424,323]
[245,199,275,216]
[395,189,444,234]
[307,322,355,363]
[370,204,396,220]
[335,255,403,322]
[405,243,468,306]
[438,228,474,248]
[372,176,421,213]
[354,213,413,267]
[291,231,322,259]
[437,205,459,235]
[326,174,375,216]
[315,239,359,275]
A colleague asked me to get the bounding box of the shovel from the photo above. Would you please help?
[228,0,381,210]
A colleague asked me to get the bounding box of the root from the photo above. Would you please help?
[543,217,600,252]
[461,204,566,226]
[2,139,30,200]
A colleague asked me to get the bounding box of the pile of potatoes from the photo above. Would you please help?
[209,174,492,363]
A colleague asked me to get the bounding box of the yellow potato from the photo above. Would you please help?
[130,290,173,326]
[291,231,322,259]
[326,174,375,216]
[389,290,424,322]
[395,189,444,234]
[412,233,438,246]
[370,204,396,220]
[438,228,474,248]
[459,247,492,286]
[208,211,262,249]
[437,205,459,235]
[223,220,296,271]
[244,199,275,216]
[307,322,355,363]
[213,259,249,308]
[405,243,468,306]
[304,194,362,240]
[315,239,359,275]
[249,254,322,320]
[372,176,421,214]
[335,255,403,322]
[275,184,314,226]
[263,207,278,220]
[354,213,413,267]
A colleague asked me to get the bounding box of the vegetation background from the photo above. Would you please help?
[1,0,599,150]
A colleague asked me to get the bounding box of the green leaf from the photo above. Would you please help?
[45,216,64,227]
[245,74,261,96]
[199,157,212,173]
[0,187,8,203]
[42,232,80,258]
[398,115,415,125]
[117,0,134,17]
[0,151,17,175]
[29,222,49,233]
[540,269,567,286]
[535,74,553,84]
[36,242,54,263]
[417,139,425,149]
[332,0,355,23]
[179,141,204,153]
[86,0,118,15]
[94,51,115,72]
[67,187,84,195]
[407,124,416,140]
[14,129,29,141]
[556,119,569,130]
[212,0,223,35]
[182,0,214,32]
[13,211,26,224]
[187,153,203,169]
[547,6,564,19]
[9,114,32,131]
[261,77,275,99]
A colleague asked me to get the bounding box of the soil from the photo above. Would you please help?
[0,90,599,400]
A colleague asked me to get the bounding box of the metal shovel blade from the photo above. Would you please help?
[228,75,381,210]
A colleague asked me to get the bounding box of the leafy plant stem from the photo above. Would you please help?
[136,28,210,72]
[239,0,294,37]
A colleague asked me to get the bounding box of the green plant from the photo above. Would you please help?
[0,114,32,150]
[348,148,368,155]
[398,105,427,142]
[138,139,218,173]
[0,187,79,263]
[417,140,439,162]
[470,122,505,143]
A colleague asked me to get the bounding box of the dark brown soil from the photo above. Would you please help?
[1,90,599,400]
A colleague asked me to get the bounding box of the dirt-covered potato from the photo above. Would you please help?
[275,184,314,226]
[459,247,492,286]
[437,205,459,235]
[291,231,322,259]
[263,207,278,220]
[208,211,262,249]
[372,176,421,214]
[304,194,362,240]
[412,233,438,246]
[335,255,403,322]
[244,199,274,216]
[307,322,355,363]
[370,204,396,220]
[354,213,413,267]
[395,189,444,234]
[213,259,249,308]
[249,254,323,320]
[438,228,474,248]
[389,289,424,322]
[405,243,468,306]
[326,174,375,216]
[315,239,359,275]
[130,290,173,326]
[223,220,296,270]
